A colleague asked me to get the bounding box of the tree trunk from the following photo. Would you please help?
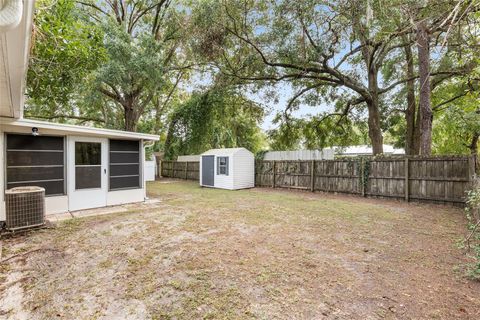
[366,64,384,155]
[358,30,384,155]
[366,98,384,155]
[416,20,433,155]
[414,91,422,153]
[403,41,419,155]
[124,104,137,131]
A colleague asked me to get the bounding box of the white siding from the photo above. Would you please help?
[0,132,4,220]
[144,160,156,181]
[177,155,200,162]
[45,196,68,214]
[233,149,255,189]
[200,155,234,189]
[212,155,234,189]
[107,189,144,206]
[199,157,203,185]
[263,149,334,160]
[333,144,405,156]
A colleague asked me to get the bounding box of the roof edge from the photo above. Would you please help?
[201,147,251,155]
[0,117,160,141]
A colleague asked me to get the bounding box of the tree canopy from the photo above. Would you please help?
[26,0,480,158]
[26,0,106,122]
[164,88,266,159]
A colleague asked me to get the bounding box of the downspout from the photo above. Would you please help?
[143,140,155,200]
[0,0,23,33]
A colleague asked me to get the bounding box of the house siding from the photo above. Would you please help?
[0,123,150,219]
[0,132,4,220]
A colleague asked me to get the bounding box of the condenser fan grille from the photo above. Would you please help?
[5,186,45,230]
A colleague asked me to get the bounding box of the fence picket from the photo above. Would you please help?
[161,156,476,205]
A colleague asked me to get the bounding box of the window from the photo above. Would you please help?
[75,142,101,190]
[217,157,229,175]
[109,140,140,190]
[6,134,65,196]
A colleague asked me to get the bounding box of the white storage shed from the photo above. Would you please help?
[200,148,254,190]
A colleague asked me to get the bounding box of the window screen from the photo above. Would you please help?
[6,134,65,196]
[109,140,140,190]
[75,142,102,189]
[217,157,229,175]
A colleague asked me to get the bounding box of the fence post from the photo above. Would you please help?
[272,160,276,189]
[185,162,188,180]
[405,158,409,202]
[310,160,315,192]
[360,158,365,197]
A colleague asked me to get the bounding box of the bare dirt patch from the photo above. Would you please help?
[1,179,479,319]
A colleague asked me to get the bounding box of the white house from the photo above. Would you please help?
[200,148,254,190]
[0,1,159,220]
[177,155,200,162]
[333,145,405,157]
[263,149,334,161]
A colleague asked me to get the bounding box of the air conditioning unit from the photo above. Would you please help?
[5,186,45,231]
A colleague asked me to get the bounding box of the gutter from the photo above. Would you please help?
[0,0,23,33]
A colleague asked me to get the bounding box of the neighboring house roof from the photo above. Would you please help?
[263,149,335,161]
[201,148,252,156]
[1,117,160,141]
[0,0,34,118]
[334,144,405,155]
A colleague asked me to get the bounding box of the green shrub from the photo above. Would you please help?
[464,177,480,280]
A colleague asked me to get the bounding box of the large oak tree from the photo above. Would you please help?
[79,0,192,131]
[194,0,478,154]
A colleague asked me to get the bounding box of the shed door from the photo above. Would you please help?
[202,155,215,186]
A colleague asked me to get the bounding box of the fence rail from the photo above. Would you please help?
[161,156,476,205]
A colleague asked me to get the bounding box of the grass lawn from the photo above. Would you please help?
[1,179,479,319]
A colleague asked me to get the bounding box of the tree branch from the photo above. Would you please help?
[27,114,105,123]
[76,1,109,16]
[285,83,325,117]
[432,92,469,111]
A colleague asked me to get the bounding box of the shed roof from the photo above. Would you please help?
[201,148,251,156]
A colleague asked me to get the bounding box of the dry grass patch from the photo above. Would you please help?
[0,179,479,319]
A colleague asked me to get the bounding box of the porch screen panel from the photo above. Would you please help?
[75,142,101,189]
[109,140,140,190]
[6,134,65,196]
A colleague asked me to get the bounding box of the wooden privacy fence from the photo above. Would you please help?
[161,161,199,181]
[161,156,477,205]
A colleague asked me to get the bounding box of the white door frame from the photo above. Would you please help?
[68,136,108,211]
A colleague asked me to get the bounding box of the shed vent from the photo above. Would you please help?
[5,186,45,231]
